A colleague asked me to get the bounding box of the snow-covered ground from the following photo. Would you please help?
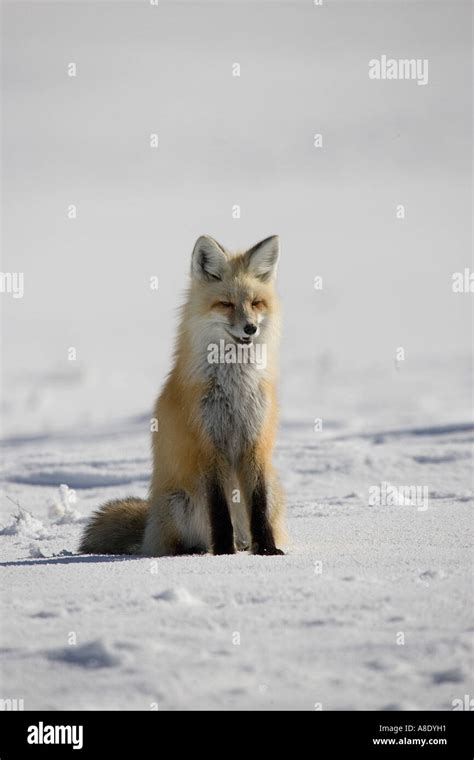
[1,350,472,710]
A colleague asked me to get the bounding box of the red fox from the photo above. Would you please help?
[79,235,286,556]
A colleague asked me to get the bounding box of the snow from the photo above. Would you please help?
[0,509,53,541]
[48,485,84,525]
[1,352,472,711]
[46,640,123,670]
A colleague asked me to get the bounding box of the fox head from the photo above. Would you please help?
[187,235,280,348]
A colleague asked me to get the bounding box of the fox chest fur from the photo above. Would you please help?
[200,361,268,461]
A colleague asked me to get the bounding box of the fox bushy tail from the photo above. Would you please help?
[79,498,149,555]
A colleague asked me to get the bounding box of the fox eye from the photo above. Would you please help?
[252,300,264,307]
[219,301,234,308]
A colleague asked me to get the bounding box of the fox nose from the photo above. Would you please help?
[244,323,257,335]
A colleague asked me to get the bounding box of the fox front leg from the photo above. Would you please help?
[237,451,284,555]
[208,477,235,555]
[249,475,284,555]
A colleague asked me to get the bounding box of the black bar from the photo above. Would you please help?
[0,710,472,757]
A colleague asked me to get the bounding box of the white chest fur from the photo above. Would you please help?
[200,361,267,461]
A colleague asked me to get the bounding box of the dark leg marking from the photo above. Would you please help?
[209,478,235,555]
[174,542,207,556]
[250,476,284,555]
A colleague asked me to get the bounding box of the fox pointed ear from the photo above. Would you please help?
[245,236,280,282]
[191,236,228,281]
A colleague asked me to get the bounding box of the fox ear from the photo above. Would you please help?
[245,236,280,282]
[191,236,228,281]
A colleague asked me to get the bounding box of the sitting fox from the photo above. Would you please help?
[79,235,286,557]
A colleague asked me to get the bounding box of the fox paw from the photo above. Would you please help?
[213,545,236,555]
[253,545,285,556]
